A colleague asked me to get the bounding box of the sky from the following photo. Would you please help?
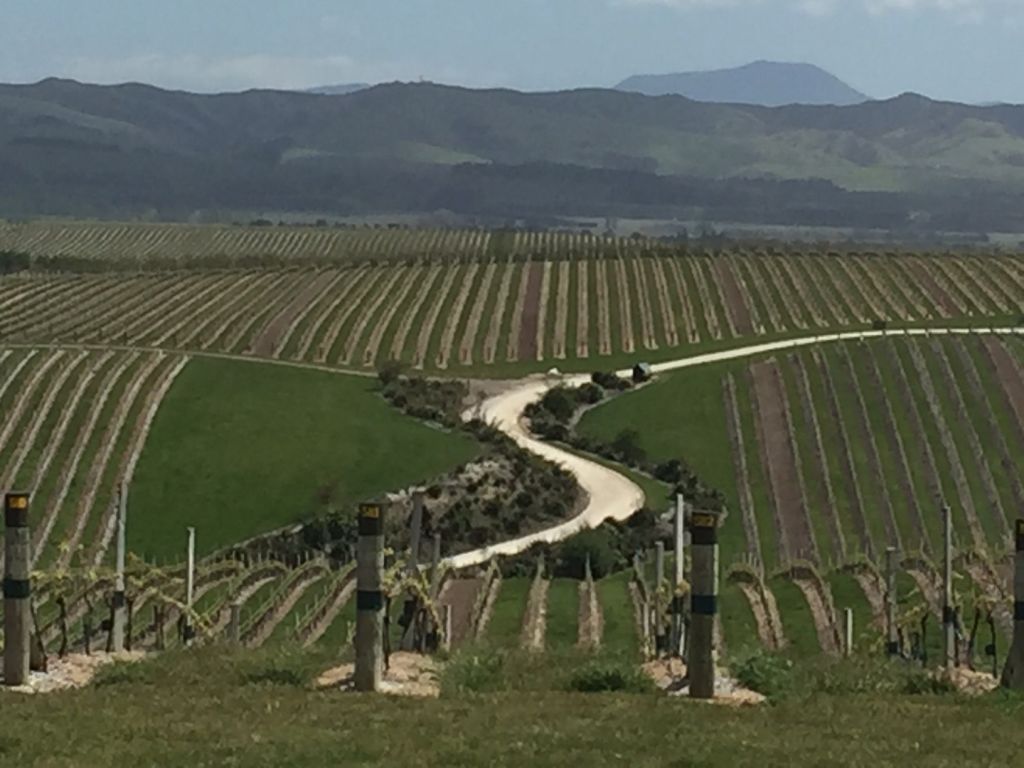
[1,0,1022,102]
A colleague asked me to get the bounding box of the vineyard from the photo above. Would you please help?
[6,222,1024,748]
[580,332,1024,660]
[0,349,479,569]
[2,223,1023,377]
[0,347,188,569]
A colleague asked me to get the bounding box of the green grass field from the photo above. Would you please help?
[129,357,480,560]
[4,647,1024,766]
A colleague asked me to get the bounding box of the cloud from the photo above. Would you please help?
[616,0,1020,18]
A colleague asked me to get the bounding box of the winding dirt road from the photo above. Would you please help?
[9,326,1021,574]
[447,326,1024,570]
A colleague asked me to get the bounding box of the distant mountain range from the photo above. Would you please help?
[2,77,1024,231]
[616,61,868,107]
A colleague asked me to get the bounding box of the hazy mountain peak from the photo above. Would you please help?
[616,61,868,107]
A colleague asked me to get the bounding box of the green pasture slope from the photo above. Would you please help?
[578,334,1024,567]
[129,357,478,560]
[578,333,1024,653]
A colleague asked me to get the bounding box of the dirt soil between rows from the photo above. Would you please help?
[440,578,484,648]
[750,360,815,559]
[907,261,957,315]
[517,262,545,362]
[0,651,145,695]
[712,260,754,335]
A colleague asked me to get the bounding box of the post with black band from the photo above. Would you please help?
[942,504,955,670]
[1001,519,1024,688]
[355,502,385,692]
[111,482,127,653]
[4,492,31,686]
[689,510,718,699]
[885,546,899,657]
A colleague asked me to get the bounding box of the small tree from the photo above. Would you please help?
[377,359,406,387]
[611,429,646,466]
[540,388,575,423]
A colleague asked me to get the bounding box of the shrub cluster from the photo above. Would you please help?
[497,507,664,580]
[378,361,468,427]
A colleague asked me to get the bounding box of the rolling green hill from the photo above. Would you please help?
[5,79,1024,228]
[129,357,479,560]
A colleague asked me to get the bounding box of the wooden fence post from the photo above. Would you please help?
[689,510,719,699]
[355,502,385,692]
[4,492,32,686]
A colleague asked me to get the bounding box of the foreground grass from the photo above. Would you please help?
[4,648,1024,766]
[130,357,479,560]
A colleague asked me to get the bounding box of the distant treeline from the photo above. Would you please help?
[5,158,1024,235]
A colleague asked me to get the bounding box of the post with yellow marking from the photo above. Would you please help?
[355,502,385,692]
[4,492,31,686]
[689,510,719,699]
[1002,520,1024,688]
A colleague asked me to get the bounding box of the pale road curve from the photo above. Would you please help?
[5,327,1022,571]
[446,325,1024,570]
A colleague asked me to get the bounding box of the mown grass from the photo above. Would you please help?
[595,571,639,657]
[130,356,479,560]
[544,579,580,651]
[720,582,761,658]
[771,578,821,658]
[827,572,879,655]
[4,647,1024,766]
[313,593,356,655]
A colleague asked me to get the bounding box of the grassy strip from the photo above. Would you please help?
[312,594,356,656]
[545,579,580,652]
[843,342,917,548]
[771,578,821,658]
[595,571,639,657]
[821,345,889,549]
[827,572,878,654]
[482,578,530,648]
[917,339,1000,546]
[720,582,762,658]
